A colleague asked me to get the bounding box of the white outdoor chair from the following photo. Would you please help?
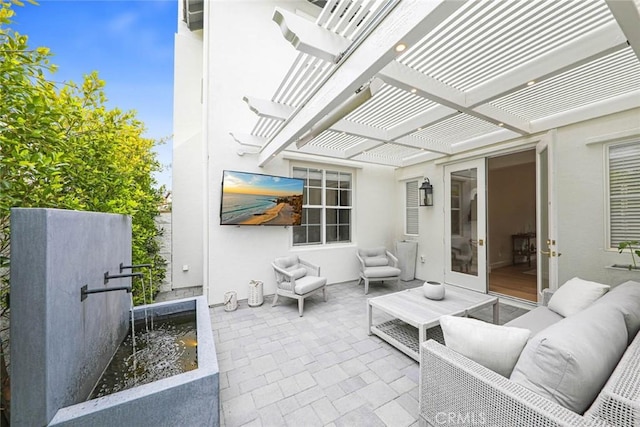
[451,237,473,273]
[356,247,402,294]
[272,255,327,316]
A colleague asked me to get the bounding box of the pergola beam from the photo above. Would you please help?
[272,7,350,63]
[379,61,530,134]
[259,0,466,166]
[344,139,384,159]
[387,106,457,140]
[243,96,293,121]
[394,135,453,155]
[229,132,266,148]
[605,0,640,62]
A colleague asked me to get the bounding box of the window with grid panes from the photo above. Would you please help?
[608,140,640,248]
[293,167,352,246]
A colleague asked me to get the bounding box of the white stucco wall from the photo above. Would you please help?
[172,2,205,289]
[393,108,640,290]
[200,1,398,305]
[553,108,640,286]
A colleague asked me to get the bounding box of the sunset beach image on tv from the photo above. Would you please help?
[220,170,304,226]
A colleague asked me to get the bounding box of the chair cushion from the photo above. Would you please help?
[274,255,299,269]
[510,303,628,414]
[362,266,401,278]
[364,256,388,267]
[440,315,530,377]
[504,306,564,338]
[592,280,640,344]
[359,247,386,258]
[294,275,326,295]
[286,266,307,280]
[547,277,610,317]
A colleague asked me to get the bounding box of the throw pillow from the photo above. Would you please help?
[510,303,628,414]
[440,315,531,377]
[547,277,609,317]
[364,256,389,267]
[285,266,307,280]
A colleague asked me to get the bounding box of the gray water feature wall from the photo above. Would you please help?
[48,295,220,427]
[10,208,133,426]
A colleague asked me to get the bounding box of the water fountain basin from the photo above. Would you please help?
[48,296,219,426]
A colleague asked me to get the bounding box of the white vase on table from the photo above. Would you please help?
[423,281,445,300]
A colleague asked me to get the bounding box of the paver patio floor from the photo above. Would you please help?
[205,280,529,427]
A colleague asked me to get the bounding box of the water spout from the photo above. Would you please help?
[119,262,152,272]
[104,271,143,284]
[80,284,132,301]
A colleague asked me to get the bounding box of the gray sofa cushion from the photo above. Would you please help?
[504,306,564,338]
[592,280,640,344]
[510,303,628,414]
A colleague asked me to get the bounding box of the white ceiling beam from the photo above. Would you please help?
[242,96,293,120]
[296,144,347,158]
[272,7,351,63]
[380,60,530,134]
[387,105,457,140]
[331,119,388,142]
[605,0,640,62]
[466,22,628,106]
[530,89,640,134]
[394,134,453,155]
[229,132,266,148]
[450,129,521,155]
[379,60,466,107]
[258,0,466,166]
[344,139,385,159]
[352,152,403,167]
[401,151,447,167]
[472,104,531,134]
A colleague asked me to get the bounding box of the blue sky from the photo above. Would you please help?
[10,0,176,190]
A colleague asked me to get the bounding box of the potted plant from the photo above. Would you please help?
[617,240,640,271]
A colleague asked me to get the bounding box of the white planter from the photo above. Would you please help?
[248,280,264,307]
[423,281,445,300]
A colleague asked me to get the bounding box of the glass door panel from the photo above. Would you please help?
[445,159,487,292]
[536,130,558,299]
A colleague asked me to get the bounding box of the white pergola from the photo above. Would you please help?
[231,0,640,168]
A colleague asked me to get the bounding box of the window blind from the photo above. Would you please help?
[406,180,419,235]
[609,140,640,246]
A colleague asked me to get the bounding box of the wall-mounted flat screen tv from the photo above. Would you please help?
[220,170,304,226]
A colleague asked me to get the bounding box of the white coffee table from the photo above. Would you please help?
[367,285,499,361]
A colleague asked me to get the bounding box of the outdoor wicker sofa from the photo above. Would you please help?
[419,280,640,427]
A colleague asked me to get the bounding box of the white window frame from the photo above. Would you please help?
[292,165,354,247]
[405,180,419,236]
[605,139,640,249]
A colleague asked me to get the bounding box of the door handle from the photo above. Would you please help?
[540,250,558,257]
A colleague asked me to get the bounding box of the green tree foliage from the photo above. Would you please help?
[0,2,167,418]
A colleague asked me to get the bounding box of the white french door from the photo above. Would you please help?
[444,159,487,293]
[536,130,559,299]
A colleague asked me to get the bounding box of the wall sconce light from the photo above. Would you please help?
[419,178,433,206]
